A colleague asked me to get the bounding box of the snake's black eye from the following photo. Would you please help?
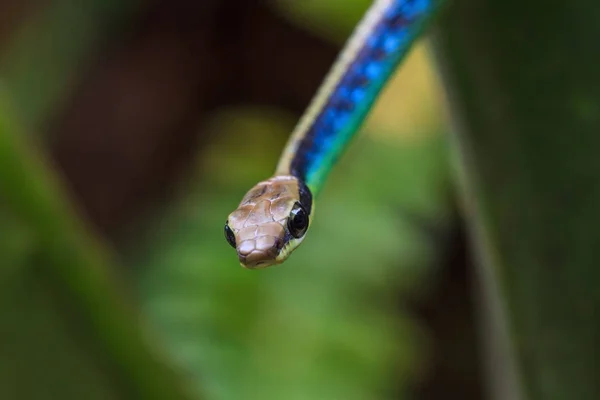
[224,222,236,248]
[288,202,309,239]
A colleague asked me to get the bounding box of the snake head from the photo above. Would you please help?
[225,175,313,269]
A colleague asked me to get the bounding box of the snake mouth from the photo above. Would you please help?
[239,258,276,269]
[238,252,281,269]
[237,237,283,269]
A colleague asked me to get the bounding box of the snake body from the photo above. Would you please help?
[226,0,444,268]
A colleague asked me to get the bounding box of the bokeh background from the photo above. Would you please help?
[2,0,598,399]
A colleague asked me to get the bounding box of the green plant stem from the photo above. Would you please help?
[0,94,195,400]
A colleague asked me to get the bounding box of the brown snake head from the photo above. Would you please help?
[225,175,313,269]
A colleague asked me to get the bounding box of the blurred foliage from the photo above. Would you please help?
[436,0,600,399]
[5,0,597,399]
[133,107,451,399]
[0,0,454,398]
[123,2,453,397]
[1,0,141,126]
[0,92,194,399]
[273,0,370,43]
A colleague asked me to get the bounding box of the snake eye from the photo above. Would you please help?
[224,222,236,248]
[288,202,309,239]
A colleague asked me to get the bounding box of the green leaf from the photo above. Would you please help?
[134,110,451,399]
[0,93,194,400]
[435,1,600,399]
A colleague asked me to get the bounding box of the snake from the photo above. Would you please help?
[225,0,444,268]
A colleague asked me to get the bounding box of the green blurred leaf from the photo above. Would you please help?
[0,93,194,399]
[134,109,451,400]
[272,0,371,43]
[0,0,141,126]
[435,0,600,399]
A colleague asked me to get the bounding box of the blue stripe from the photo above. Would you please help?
[288,0,442,193]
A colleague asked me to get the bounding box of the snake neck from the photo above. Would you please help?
[275,0,443,195]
